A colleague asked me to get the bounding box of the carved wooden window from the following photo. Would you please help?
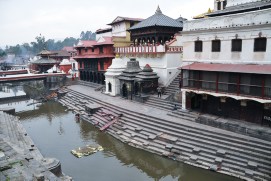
[99,46,104,54]
[231,39,242,52]
[212,40,221,52]
[194,40,203,52]
[254,37,267,52]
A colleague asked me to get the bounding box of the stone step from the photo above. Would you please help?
[68,90,271,150]
[67,89,268,180]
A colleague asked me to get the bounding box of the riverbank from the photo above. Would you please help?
[58,84,271,181]
[0,110,72,180]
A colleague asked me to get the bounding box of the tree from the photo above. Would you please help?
[80,31,96,40]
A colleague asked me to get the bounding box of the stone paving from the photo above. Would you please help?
[59,84,271,181]
[0,111,72,181]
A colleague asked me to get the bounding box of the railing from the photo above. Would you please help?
[182,78,271,99]
[115,45,166,54]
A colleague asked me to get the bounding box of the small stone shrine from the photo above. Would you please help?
[118,58,142,100]
[134,64,159,95]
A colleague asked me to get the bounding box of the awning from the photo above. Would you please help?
[180,63,271,75]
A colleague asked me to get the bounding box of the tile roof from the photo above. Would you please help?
[96,27,112,34]
[207,1,271,17]
[181,63,271,75]
[75,37,113,48]
[129,6,183,31]
[50,50,71,57]
[62,46,76,52]
[32,58,58,64]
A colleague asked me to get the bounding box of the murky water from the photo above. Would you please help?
[4,100,241,181]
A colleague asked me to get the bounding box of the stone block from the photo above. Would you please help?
[135,127,143,132]
[215,157,223,164]
[245,170,254,177]
[216,149,226,156]
[190,155,198,162]
[248,161,258,169]
[148,135,156,140]
[193,147,201,153]
[165,144,173,150]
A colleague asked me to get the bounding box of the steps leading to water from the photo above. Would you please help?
[58,88,271,181]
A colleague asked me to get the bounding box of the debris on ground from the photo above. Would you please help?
[71,145,104,158]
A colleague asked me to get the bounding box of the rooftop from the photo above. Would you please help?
[207,0,271,17]
[108,16,143,25]
[129,6,183,31]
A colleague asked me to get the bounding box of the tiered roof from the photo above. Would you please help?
[129,6,183,30]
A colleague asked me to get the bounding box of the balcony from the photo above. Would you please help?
[182,78,271,99]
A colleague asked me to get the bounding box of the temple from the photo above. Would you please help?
[179,0,271,126]
[73,37,114,85]
[105,6,186,97]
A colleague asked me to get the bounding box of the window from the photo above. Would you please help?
[223,1,227,9]
[254,37,267,52]
[194,40,203,52]
[85,48,87,53]
[91,48,94,52]
[99,47,103,54]
[100,61,104,70]
[217,1,221,10]
[212,40,221,52]
[231,39,242,52]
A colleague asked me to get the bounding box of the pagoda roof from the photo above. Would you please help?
[50,50,71,57]
[207,0,271,17]
[37,49,57,56]
[136,64,159,80]
[62,46,77,52]
[32,58,58,64]
[75,37,113,48]
[129,6,183,31]
[108,16,143,25]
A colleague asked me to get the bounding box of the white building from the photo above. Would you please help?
[105,7,186,97]
[179,0,271,127]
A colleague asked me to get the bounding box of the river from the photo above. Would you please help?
[0,82,242,181]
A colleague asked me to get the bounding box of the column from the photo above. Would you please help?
[182,90,186,110]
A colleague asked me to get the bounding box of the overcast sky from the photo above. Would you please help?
[0,0,213,47]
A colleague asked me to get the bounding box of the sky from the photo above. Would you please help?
[0,0,214,47]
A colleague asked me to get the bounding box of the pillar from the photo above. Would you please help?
[182,90,186,110]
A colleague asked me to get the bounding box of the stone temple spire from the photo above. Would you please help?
[155,5,162,14]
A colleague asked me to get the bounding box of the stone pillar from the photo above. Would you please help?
[182,90,186,110]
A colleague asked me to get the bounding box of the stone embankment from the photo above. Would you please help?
[58,85,271,181]
[0,111,72,181]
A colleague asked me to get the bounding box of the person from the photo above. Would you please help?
[157,86,162,98]
[173,104,177,110]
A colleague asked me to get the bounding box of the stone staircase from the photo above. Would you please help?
[58,89,271,181]
[144,96,182,111]
[164,71,181,95]
[77,80,104,90]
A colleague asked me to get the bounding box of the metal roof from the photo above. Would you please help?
[129,6,183,31]
[181,63,271,75]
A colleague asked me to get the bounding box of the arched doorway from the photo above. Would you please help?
[134,82,140,95]
[122,83,128,98]
[108,82,112,92]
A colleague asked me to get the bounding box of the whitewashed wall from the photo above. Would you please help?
[181,8,271,65]
[112,22,127,37]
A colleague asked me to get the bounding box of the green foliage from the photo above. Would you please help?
[0,48,7,57]
[80,31,96,40]
[4,30,95,56]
